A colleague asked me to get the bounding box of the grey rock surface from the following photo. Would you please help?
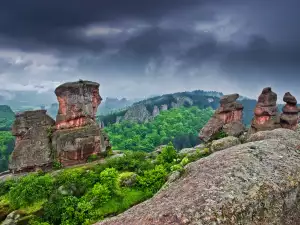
[96,128,300,225]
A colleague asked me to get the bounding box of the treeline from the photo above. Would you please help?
[0,131,14,172]
[104,107,214,151]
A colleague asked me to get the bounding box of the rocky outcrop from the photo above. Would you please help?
[52,80,106,167]
[199,93,245,142]
[280,92,299,130]
[123,104,151,123]
[248,87,281,135]
[96,128,300,225]
[9,110,55,173]
[152,105,160,117]
[161,104,168,111]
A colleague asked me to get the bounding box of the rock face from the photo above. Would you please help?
[52,80,107,167]
[97,128,300,225]
[9,110,55,173]
[199,93,245,142]
[280,92,299,130]
[249,87,281,134]
[152,105,160,117]
[55,80,102,129]
[123,104,151,123]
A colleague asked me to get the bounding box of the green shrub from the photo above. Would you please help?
[55,168,98,196]
[98,151,153,174]
[0,179,16,197]
[9,174,54,208]
[87,154,98,163]
[118,172,137,187]
[83,183,111,206]
[52,160,62,170]
[137,165,168,195]
[99,168,120,195]
[157,142,178,165]
[213,130,228,140]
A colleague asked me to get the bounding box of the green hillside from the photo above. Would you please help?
[104,107,214,151]
[0,105,15,131]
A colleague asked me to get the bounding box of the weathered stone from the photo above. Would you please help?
[211,136,241,152]
[160,104,168,111]
[199,116,224,142]
[199,93,244,142]
[283,92,297,105]
[257,87,277,106]
[123,104,151,123]
[249,87,281,134]
[246,128,299,143]
[96,129,300,225]
[152,105,160,117]
[52,123,102,167]
[55,80,102,129]
[222,121,245,137]
[219,93,239,105]
[280,92,298,131]
[9,110,55,173]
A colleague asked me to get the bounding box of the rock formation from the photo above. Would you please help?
[280,92,299,130]
[199,93,245,142]
[152,105,160,117]
[9,110,55,173]
[123,104,151,123]
[52,80,107,167]
[248,87,281,135]
[55,80,102,129]
[160,104,168,111]
[97,128,300,225]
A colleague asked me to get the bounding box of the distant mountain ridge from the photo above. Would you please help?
[97,90,235,126]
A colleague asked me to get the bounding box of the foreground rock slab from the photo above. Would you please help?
[96,129,300,225]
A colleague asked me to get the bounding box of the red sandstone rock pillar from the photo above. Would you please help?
[55,80,102,129]
[199,93,245,142]
[249,87,281,134]
[52,80,106,167]
[280,92,299,130]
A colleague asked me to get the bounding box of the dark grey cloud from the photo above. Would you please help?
[0,0,300,103]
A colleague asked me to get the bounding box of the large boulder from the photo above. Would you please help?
[9,110,55,173]
[96,129,300,225]
[199,93,245,142]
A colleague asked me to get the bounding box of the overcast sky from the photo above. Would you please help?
[0,0,300,105]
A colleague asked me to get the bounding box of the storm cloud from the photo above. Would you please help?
[0,0,300,105]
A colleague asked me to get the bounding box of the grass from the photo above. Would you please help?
[92,188,148,221]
